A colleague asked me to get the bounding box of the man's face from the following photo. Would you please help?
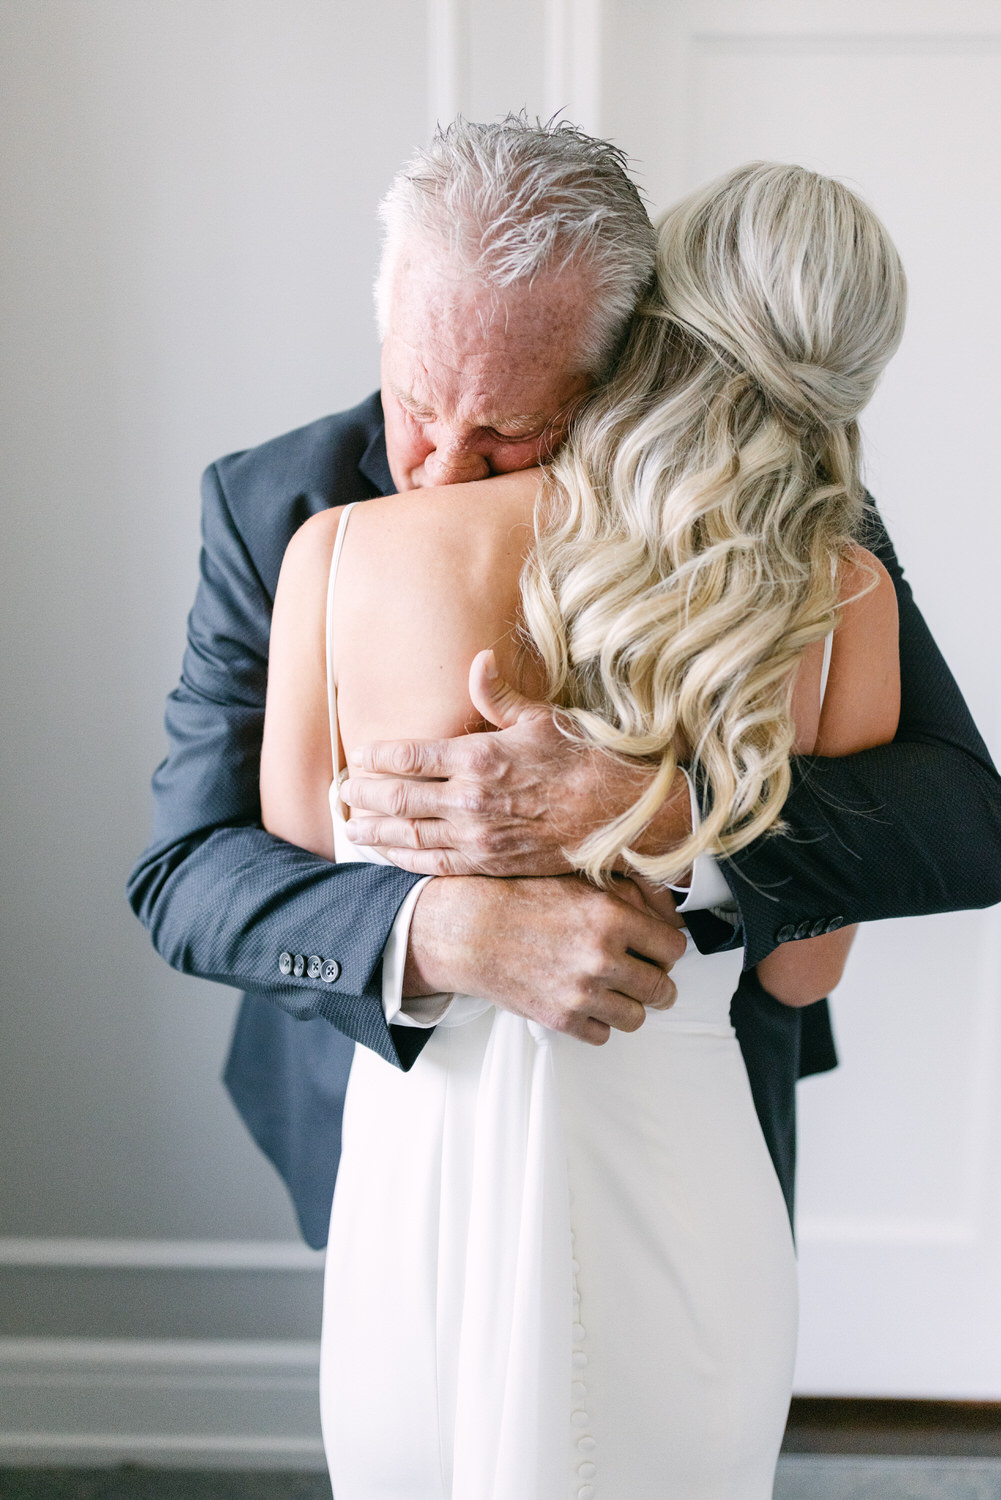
[381,245,595,491]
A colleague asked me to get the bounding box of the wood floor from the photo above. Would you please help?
[785,1397,1001,1457]
[777,1456,1001,1498]
[2,1403,1000,1499]
[0,1477,329,1500]
[1,1458,1001,1499]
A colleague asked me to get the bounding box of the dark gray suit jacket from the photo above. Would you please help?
[128,392,1001,1245]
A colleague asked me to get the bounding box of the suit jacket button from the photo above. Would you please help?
[292,954,305,977]
[306,955,322,979]
[278,951,293,976]
[794,920,812,941]
[809,919,827,938]
[776,924,796,944]
[320,959,340,983]
[826,915,844,933]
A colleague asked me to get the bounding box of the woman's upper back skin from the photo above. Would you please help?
[260,468,898,863]
[333,469,546,758]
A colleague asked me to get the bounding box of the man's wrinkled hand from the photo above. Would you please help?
[342,649,648,876]
[405,872,685,1044]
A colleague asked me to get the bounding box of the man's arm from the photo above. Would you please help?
[126,461,427,1067]
[129,458,686,1056]
[727,508,1001,965]
[344,507,1001,959]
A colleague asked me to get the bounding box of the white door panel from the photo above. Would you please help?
[457,0,1000,1397]
[598,0,1001,1397]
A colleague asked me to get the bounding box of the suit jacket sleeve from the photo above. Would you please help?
[724,506,1001,968]
[126,458,428,1070]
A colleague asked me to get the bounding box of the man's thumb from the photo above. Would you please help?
[469,649,548,730]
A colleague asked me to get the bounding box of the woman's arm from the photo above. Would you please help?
[756,545,900,1005]
[259,508,342,861]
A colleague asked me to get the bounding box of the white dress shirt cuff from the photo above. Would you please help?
[381,877,455,1028]
[668,768,734,913]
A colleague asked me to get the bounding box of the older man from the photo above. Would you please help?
[128,117,1001,1246]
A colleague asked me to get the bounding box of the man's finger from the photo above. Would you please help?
[619,903,688,972]
[468,649,551,731]
[585,990,647,1034]
[381,847,477,877]
[614,873,685,929]
[350,737,458,779]
[646,975,678,1011]
[345,815,457,851]
[575,1018,612,1047]
[342,777,455,820]
[610,952,678,1010]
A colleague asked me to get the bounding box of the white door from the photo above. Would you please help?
[449,0,1001,1397]
[598,0,1001,1397]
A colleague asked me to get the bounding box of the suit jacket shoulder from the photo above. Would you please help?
[210,392,393,599]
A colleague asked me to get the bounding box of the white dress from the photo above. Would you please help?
[319,504,800,1500]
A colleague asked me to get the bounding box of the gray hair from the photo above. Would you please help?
[374,114,657,377]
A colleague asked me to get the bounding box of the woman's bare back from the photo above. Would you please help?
[262,461,896,914]
[260,468,544,862]
[333,469,545,761]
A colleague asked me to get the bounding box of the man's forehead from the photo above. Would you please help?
[386,314,588,428]
[389,247,589,361]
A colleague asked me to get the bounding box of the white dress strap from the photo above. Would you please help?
[819,628,834,713]
[818,552,839,713]
[325,502,359,785]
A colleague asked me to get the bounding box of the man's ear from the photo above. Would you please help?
[468,649,550,730]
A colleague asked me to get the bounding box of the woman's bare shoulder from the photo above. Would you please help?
[839,542,896,615]
[344,470,543,637]
[277,505,344,592]
[814,543,900,756]
[832,543,899,684]
[331,471,544,747]
[280,470,541,593]
[349,469,542,556]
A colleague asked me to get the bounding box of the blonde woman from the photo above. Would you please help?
[261,163,904,1498]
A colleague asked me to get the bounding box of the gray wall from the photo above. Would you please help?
[0,0,602,1463]
[0,0,427,1362]
[2,0,999,1466]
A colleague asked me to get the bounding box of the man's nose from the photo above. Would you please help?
[423,438,490,486]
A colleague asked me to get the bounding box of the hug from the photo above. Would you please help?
[130,117,1001,1497]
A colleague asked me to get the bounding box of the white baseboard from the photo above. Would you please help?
[0,1338,326,1470]
[0,1238,324,1270]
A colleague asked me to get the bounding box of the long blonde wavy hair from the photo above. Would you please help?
[521,162,907,885]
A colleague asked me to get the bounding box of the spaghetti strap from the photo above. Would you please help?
[822,624,840,711]
[819,628,834,712]
[325,502,359,785]
[818,553,839,713]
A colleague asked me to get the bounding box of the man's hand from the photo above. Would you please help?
[343,650,691,877]
[404,871,686,1045]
